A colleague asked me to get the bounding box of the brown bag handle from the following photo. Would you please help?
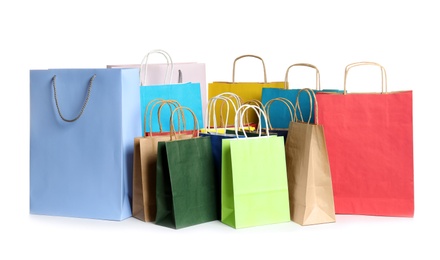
[232,54,267,83]
[284,63,321,90]
[344,61,387,94]
[169,106,199,140]
[264,97,296,129]
[143,98,185,136]
[295,88,318,124]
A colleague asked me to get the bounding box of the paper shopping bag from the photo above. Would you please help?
[285,89,336,225]
[221,104,290,229]
[200,93,258,219]
[208,54,284,127]
[109,49,205,132]
[199,93,242,219]
[315,62,414,217]
[155,107,217,229]
[143,98,197,137]
[30,68,140,220]
[261,63,343,128]
[263,97,296,143]
[132,99,194,222]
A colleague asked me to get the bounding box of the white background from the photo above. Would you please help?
[1,0,439,259]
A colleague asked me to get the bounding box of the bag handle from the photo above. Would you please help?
[235,104,269,138]
[178,69,183,83]
[169,106,200,141]
[140,49,174,85]
[206,93,241,132]
[344,61,387,94]
[143,98,185,136]
[51,74,96,123]
[216,93,243,128]
[284,63,321,90]
[295,88,318,124]
[232,54,267,83]
[264,97,296,129]
[241,99,264,130]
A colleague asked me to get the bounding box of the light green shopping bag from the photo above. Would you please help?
[221,104,291,229]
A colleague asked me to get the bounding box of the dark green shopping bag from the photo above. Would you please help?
[155,107,217,229]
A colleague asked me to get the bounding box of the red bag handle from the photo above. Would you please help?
[344,62,388,94]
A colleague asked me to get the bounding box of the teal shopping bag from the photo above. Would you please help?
[261,63,343,128]
[30,68,141,220]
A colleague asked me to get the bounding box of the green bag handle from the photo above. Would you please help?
[206,93,240,132]
[143,98,185,136]
[234,104,270,138]
[344,61,387,94]
[169,106,200,140]
[240,99,265,131]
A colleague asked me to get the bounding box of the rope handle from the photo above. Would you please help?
[241,99,264,131]
[140,49,174,85]
[232,54,267,83]
[344,61,387,94]
[264,97,296,129]
[206,94,240,132]
[295,88,318,124]
[143,98,185,136]
[284,63,320,90]
[234,104,269,138]
[51,74,96,123]
[169,106,200,141]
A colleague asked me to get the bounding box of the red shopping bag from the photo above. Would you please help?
[315,62,414,217]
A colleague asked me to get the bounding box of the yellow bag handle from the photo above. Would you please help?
[232,54,267,83]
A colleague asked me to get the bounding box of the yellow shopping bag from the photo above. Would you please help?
[208,54,284,127]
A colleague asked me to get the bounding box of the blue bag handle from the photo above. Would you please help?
[284,63,320,90]
[51,74,96,122]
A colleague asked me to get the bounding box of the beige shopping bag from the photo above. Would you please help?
[132,99,194,222]
[285,88,335,226]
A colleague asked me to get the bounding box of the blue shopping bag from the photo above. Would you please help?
[139,50,204,133]
[261,63,343,128]
[30,68,141,220]
[140,82,203,133]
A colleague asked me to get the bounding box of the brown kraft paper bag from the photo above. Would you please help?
[132,99,194,222]
[285,88,336,226]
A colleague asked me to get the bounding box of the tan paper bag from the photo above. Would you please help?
[132,99,194,222]
[285,88,336,225]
